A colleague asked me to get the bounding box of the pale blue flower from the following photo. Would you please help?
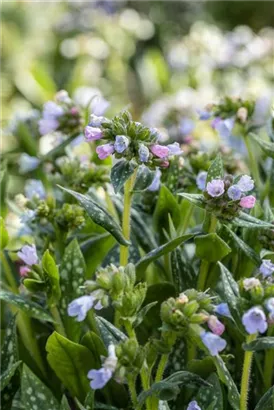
[91,97,110,116]
[39,101,64,135]
[242,307,268,334]
[196,171,207,191]
[19,154,40,174]
[167,142,183,156]
[236,175,254,192]
[89,114,106,127]
[215,303,231,317]
[259,259,274,277]
[227,185,242,200]
[114,135,130,153]
[68,291,103,322]
[214,117,235,138]
[20,210,36,224]
[24,179,46,200]
[197,109,212,120]
[206,179,225,197]
[39,118,59,135]
[265,298,274,314]
[138,144,150,162]
[18,244,38,266]
[147,169,161,191]
[87,344,117,390]
[201,331,227,356]
[187,401,201,410]
[179,118,195,136]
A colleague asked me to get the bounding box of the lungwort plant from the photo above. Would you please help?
[1,91,274,410]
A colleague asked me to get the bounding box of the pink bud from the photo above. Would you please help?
[70,107,79,116]
[150,144,169,158]
[161,160,170,168]
[207,315,225,336]
[20,266,30,277]
[240,195,256,209]
[96,143,115,160]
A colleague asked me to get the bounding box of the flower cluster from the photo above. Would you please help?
[68,264,146,324]
[160,290,227,356]
[239,265,274,334]
[39,90,83,136]
[197,174,256,220]
[84,110,182,168]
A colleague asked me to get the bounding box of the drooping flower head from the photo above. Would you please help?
[242,307,268,334]
[214,303,231,317]
[201,331,227,356]
[114,135,130,153]
[138,144,150,162]
[39,101,64,135]
[167,142,183,156]
[227,185,242,200]
[147,169,162,192]
[236,175,254,192]
[84,126,103,141]
[206,179,225,197]
[207,315,225,336]
[18,244,38,266]
[213,117,235,138]
[68,291,104,322]
[87,344,117,390]
[259,259,274,277]
[96,143,115,160]
[150,144,169,159]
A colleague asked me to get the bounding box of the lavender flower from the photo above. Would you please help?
[213,117,235,138]
[91,96,110,116]
[68,291,103,322]
[89,114,106,127]
[18,244,38,266]
[138,144,150,162]
[198,109,212,120]
[207,315,225,336]
[39,101,64,135]
[215,303,231,317]
[237,175,254,192]
[167,142,183,156]
[239,195,256,209]
[227,185,242,200]
[114,135,130,153]
[196,171,207,191]
[24,179,46,199]
[265,298,274,314]
[259,259,274,277]
[201,331,227,356]
[206,179,225,197]
[96,143,115,160]
[242,307,268,334]
[84,126,103,141]
[88,344,117,390]
[19,154,40,174]
[150,144,169,159]
[179,118,195,136]
[187,401,201,410]
[147,169,161,191]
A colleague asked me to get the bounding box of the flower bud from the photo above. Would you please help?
[182,300,199,317]
[237,107,248,123]
[189,313,209,324]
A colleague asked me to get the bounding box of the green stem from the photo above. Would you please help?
[240,333,257,410]
[140,366,152,410]
[197,214,217,291]
[1,251,18,292]
[50,305,67,337]
[179,203,194,234]
[263,327,274,391]
[128,375,138,408]
[86,310,100,336]
[120,169,138,267]
[151,354,169,410]
[124,321,137,340]
[244,134,262,192]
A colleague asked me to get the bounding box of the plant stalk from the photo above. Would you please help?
[197,214,217,290]
[263,327,274,391]
[240,333,257,410]
[50,305,67,337]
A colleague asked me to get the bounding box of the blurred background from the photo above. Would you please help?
[1,0,273,128]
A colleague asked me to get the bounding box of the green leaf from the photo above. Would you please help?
[249,133,274,159]
[133,165,156,192]
[1,314,18,374]
[110,160,136,193]
[213,356,240,410]
[254,385,274,410]
[60,396,71,410]
[243,337,274,351]
[153,186,181,242]
[81,331,107,367]
[133,302,158,328]
[223,225,260,266]
[95,317,127,346]
[1,361,22,391]
[177,193,205,210]
[46,332,96,402]
[84,391,94,410]
[136,234,193,280]
[42,250,61,306]
[233,212,274,229]
[137,371,210,405]
[58,186,130,246]
[30,62,57,98]
[0,217,9,250]
[59,239,86,341]
[206,154,224,183]
[195,233,231,262]
[23,278,46,293]
[171,248,196,292]
[196,373,223,410]
[21,365,59,410]
[0,290,54,322]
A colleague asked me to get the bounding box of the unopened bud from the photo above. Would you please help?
[237,107,248,123]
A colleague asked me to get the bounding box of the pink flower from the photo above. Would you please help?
[85,126,103,141]
[20,266,30,277]
[207,315,225,336]
[96,143,115,160]
[240,195,256,209]
[150,144,169,158]
[161,160,170,168]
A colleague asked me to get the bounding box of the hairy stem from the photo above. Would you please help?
[120,169,138,266]
[240,333,257,410]
[50,305,67,337]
